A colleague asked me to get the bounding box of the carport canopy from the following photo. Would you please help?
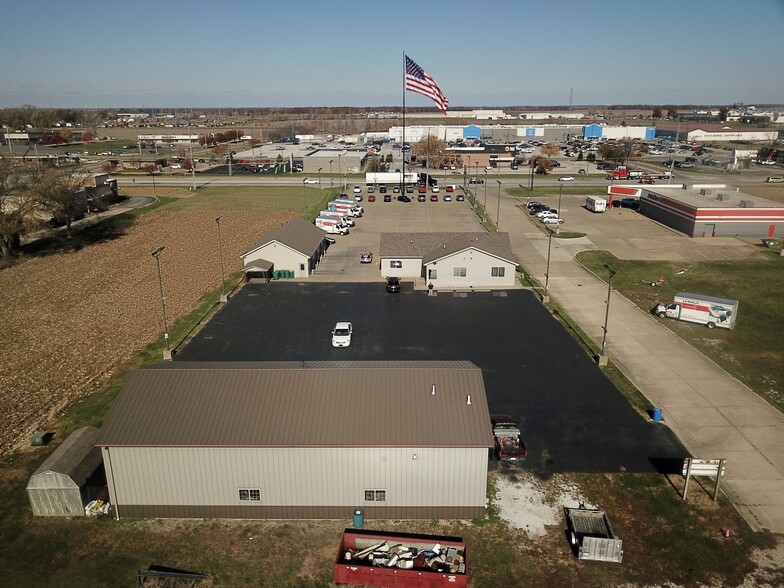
[242,258,273,274]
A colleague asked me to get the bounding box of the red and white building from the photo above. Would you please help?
[608,184,784,238]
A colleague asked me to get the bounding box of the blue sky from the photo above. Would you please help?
[0,0,782,108]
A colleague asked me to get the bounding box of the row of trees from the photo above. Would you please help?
[650,106,730,121]
[0,158,88,258]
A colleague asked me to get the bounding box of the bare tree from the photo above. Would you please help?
[541,143,561,157]
[652,107,663,119]
[411,135,447,169]
[30,165,86,237]
[0,158,39,258]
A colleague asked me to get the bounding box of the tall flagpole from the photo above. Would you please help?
[402,51,406,187]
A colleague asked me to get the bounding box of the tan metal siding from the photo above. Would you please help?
[107,447,487,512]
[426,249,516,288]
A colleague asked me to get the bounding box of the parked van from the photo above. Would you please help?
[315,216,349,235]
[765,176,784,183]
[319,210,354,226]
[585,196,607,213]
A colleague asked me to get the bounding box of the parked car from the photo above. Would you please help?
[456,194,464,201]
[559,176,575,182]
[368,195,376,202]
[379,185,387,193]
[393,186,401,193]
[491,415,527,461]
[430,194,439,202]
[446,185,454,192]
[541,216,565,224]
[354,195,363,202]
[620,197,639,209]
[331,322,352,348]
[418,185,427,193]
[360,252,373,264]
[367,185,375,193]
[526,201,544,210]
[406,185,414,194]
[578,168,587,174]
[417,194,426,202]
[444,194,452,202]
[324,237,336,245]
[386,277,401,293]
[397,195,411,202]
[383,194,392,202]
[353,185,362,193]
[432,186,440,193]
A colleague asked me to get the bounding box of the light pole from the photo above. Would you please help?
[318,167,322,197]
[150,167,157,197]
[329,160,334,188]
[215,216,227,303]
[599,264,616,366]
[302,178,307,217]
[151,246,172,360]
[483,170,488,210]
[543,230,553,303]
[495,180,501,231]
[556,183,563,235]
[188,136,196,190]
[337,153,342,186]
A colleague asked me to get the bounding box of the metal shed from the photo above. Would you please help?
[26,426,104,516]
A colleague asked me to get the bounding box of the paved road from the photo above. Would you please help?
[499,188,784,533]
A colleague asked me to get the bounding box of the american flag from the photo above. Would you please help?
[405,56,449,114]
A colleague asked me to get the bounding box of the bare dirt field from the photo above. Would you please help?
[0,209,295,456]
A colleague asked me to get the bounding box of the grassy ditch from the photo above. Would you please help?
[577,250,784,412]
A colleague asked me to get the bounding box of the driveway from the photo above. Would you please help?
[177,283,686,474]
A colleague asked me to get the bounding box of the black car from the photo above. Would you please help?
[379,186,387,193]
[383,194,392,202]
[620,197,639,209]
[397,195,411,202]
[386,277,401,293]
[456,194,465,201]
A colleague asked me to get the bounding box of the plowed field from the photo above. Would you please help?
[0,209,295,455]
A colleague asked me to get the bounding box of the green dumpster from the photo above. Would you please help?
[272,271,280,280]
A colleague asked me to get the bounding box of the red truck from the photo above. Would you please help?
[491,414,528,461]
[334,528,469,587]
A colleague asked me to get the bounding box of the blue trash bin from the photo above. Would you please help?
[652,407,663,422]
[353,508,364,528]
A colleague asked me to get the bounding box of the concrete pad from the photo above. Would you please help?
[718,450,783,480]
[684,425,758,454]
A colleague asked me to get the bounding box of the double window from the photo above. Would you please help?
[491,267,506,277]
[238,488,261,501]
[390,260,402,269]
[364,489,386,502]
[453,267,467,277]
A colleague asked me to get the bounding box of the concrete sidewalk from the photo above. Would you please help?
[499,191,784,533]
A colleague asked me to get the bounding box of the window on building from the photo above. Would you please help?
[390,260,402,269]
[300,263,305,271]
[238,488,261,501]
[428,268,437,280]
[453,267,467,277]
[364,489,387,502]
[491,267,506,277]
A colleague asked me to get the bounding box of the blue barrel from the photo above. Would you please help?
[353,508,364,528]
[652,407,663,422]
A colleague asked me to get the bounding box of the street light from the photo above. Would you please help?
[496,179,501,231]
[318,167,322,197]
[599,264,617,365]
[329,159,334,187]
[483,170,488,210]
[543,229,553,303]
[151,246,172,360]
[215,216,227,303]
[556,183,563,235]
[302,178,307,217]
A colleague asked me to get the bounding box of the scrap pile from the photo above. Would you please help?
[343,540,466,574]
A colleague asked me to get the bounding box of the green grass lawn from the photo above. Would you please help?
[507,185,609,198]
[155,185,340,220]
[577,250,784,412]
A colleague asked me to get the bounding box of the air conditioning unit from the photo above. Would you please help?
[700,188,712,195]
[738,199,755,208]
[716,193,729,201]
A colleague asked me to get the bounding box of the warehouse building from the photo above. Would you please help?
[610,184,784,238]
[241,218,329,279]
[379,232,518,289]
[96,361,493,520]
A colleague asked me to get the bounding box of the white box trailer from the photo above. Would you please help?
[365,171,419,186]
[585,196,607,213]
[655,291,738,329]
[327,202,362,217]
[315,217,349,235]
[319,211,354,226]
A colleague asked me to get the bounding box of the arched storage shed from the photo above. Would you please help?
[26,426,104,516]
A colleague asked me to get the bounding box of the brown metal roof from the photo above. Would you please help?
[380,232,517,264]
[242,218,326,259]
[96,362,493,449]
[28,426,102,487]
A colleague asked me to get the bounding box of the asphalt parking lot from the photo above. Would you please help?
[177,282,685,473]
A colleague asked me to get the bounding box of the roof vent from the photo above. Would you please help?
[431,384,436,396]
[700,188,712,196]
[466,394,472,406]
[739,199,754,208]
[716,193,729,201]
[443,244,446,248]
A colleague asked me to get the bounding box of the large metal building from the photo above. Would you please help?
[628,184,784,238]
[96,361,493,520]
